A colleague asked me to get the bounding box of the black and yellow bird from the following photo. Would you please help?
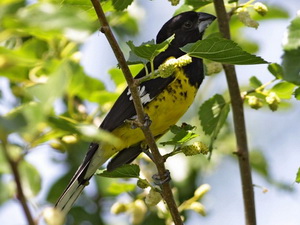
[55,11,216,213]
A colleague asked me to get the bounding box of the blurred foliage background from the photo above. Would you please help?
[0,0,300,224]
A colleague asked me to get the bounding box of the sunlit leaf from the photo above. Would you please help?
[107,182,136,195]
[294,87,300,100]
[181,37,268,65]
[160,124,198,146]
[282,15,300,51]
[3,3,95,41]
[97,164,140,178]
[270,82,295,99]
[252,5,289,21]
[296,168,300,183]
[127,35,174,63]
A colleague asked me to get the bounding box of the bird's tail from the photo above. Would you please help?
[55,143,109,214]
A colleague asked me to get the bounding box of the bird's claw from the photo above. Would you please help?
[152,170,171,185]
[126,114,152,129]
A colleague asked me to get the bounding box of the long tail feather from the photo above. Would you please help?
[55,143,109,214]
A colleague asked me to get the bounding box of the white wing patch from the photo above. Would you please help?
[127,86,153,105]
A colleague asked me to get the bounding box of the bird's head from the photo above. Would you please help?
[156,11,216,48]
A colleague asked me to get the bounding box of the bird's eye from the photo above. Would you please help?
[183,21,193,29]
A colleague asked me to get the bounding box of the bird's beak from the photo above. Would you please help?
[197,12,216,33]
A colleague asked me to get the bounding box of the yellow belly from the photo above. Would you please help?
[103,68,197,155]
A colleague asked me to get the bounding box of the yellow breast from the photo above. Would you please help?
[103,68,198,155]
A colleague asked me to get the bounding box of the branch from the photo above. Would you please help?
[1,139,36,225]
[213,1,257,225]
[90,1,183,224]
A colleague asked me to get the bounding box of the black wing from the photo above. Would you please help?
[100,49,183,132]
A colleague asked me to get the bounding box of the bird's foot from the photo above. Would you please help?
[152,170,171,185]
[125,114,152,129]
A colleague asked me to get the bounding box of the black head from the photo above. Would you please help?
[156,11,216,48]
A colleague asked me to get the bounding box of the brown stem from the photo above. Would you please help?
[1,140,36,225]
[213,0,256,225]
[90,1,183,224]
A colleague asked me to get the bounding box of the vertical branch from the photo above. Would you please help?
[213,0,257,225]
[90,1,183,224]
[1,139,36,225]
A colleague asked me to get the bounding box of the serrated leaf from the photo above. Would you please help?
[249,76,263,88]
[97,164,140,178]
[112,0,133,11]
[270,82,295,99]
[282,15,300,51]
[268,63,284,79]
[296,168,300,183]
[199,94,230,136]
[160,124,198,146]
[181,37,268,65]
[127,35,174,63]
[107,182,136,195]
[294,87,300,100]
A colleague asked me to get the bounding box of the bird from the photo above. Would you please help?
[55,11,216,214]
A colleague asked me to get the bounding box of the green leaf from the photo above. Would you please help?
[112,0,133,11]
[4,3,95,41]
[19,160,41,196]
[270,82,295,99]
[281,15,300,85]
[268,63,284,79]
[160,124,198,146]
[252,5,289,21]
[0,147,10,174]
[108,64,143,87]
[0,179,12,205]
[181,37,268,65]
[184,0,212,9]
[282,49,300,85]
[76,124,121,144]
[107,182,136,195]
[48,116,121,144]
[0,110,27,136]
[294,87,300,100]
[108,11,139,37]
[97,164,140,178]
[249,76,263,88]
[282,15,300,51]
[296,168,300,183]
[26,61,70,110]
[199,94,230,136]
[127,35,175,63]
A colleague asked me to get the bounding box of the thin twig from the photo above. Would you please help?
[89,1,183,224]
[1,139,36,225]
[213,0,257,225]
